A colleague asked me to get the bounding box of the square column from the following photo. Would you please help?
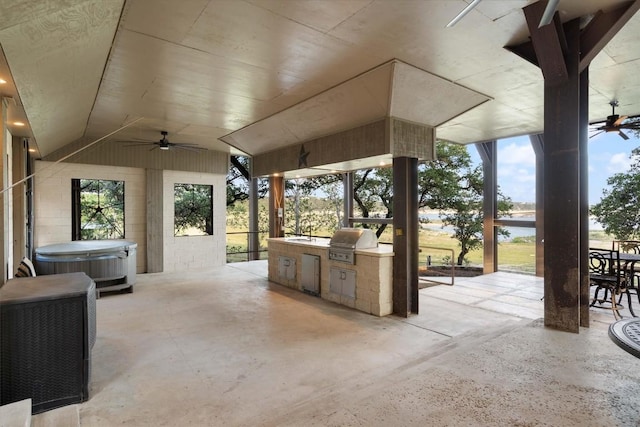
[392,156,418,316]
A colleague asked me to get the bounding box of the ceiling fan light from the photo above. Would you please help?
[160,145,170,150]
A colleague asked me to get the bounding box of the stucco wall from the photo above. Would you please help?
[34,161,147,272]
[161,170,227,272]
[34,162,227,274]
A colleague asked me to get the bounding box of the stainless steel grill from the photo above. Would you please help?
[328,228,378,264]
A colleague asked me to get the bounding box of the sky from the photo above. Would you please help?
[467,132,639,205]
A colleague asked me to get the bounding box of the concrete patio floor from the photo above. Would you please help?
[37,261,640,426]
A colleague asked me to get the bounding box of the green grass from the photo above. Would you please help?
[226,222,616,274]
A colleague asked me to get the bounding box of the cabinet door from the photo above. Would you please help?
[329,267,342,295]
[342,269,356,299]
[278,256,296,280]
[329,267,356,298]
[301,254,320,294]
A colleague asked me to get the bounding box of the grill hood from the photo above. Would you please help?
[329,228,378,250]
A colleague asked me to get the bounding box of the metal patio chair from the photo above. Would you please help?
[589,247,634,319]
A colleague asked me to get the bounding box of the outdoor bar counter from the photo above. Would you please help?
[267,237,394,316]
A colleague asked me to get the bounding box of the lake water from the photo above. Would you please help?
[419,214,603,242]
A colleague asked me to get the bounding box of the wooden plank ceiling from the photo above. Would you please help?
[0,0,639,163]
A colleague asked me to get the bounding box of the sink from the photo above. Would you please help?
[285,237,315,242]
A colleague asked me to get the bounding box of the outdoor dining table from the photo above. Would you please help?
[618,252,640,317]
[609,318,640,359]
[618,252,640,263]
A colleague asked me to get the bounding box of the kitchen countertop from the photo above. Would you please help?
[267,237,394,256]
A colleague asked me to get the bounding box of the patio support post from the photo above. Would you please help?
[343,172,353,228]
[269,175,285,238]
[540,18,582,332]
[392,156,419,316]
[476,141,497,274]
[530,134,544,277]
[579,68,590,327]
[248,175,259,260]
[514,0,640,332]
[146,169,164,273]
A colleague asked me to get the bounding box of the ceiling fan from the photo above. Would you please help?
[117,131,206,152]
[590,101,640,141]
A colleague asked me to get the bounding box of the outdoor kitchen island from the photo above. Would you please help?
[267,231,394,316]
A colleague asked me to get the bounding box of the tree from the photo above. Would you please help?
[227,156,269,207]
[590,147,640,240]
[421,143,512,265]
[174,184,213,235]
[349,141,512,264]
[353,168,393,237]
[285,176,342,236]
[77,179,125,240]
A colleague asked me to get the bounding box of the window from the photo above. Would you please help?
[174,183,213,236]
[71,179,125,240]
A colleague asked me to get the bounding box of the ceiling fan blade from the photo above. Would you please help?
[121,142,153,147]
[619,130,629,140]
[589,130,604,139]
[613,115,628,127]
[175,145,206,152]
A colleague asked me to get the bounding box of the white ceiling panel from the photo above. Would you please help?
[389,62,490,127]
[0,0,123,155]
[0,0,638,167]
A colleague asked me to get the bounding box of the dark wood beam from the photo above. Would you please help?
[543,19,582,333]
[579,68,590,327]
[505,41,539,68]
[392,157,419,316]
[268,176,285,238]
[523,0,568,86]
[579,1,640,72]
[508,1,640,76]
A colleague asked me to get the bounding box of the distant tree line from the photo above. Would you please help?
[227,141,513,265]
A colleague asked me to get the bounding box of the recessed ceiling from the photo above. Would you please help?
[220,59,490,156]
[0,0,638,161]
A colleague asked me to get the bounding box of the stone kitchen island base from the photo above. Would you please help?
[267,238,394,316]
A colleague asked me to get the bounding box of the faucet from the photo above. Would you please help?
[308,226,313,241]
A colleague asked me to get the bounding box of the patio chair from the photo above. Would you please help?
[612,240,640,316]
[589,248,634,319]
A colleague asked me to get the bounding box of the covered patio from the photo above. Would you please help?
[31,262,640,425]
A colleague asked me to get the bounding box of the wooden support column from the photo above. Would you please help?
[579,68,590,327]
[476,141,497,274]
[541,19,582,333]
[512,0,640,331]
[343,172,353,228]
[392,157,418,316]
[269,175,284,238]
[146,169,164,273]
[529,134,545,277]
[248,176,259,260]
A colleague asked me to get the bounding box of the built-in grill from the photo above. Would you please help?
[328,228,378,265]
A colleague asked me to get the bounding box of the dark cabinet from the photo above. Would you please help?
[1,273,96,414]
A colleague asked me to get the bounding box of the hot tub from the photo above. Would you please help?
[35,240,137,296]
